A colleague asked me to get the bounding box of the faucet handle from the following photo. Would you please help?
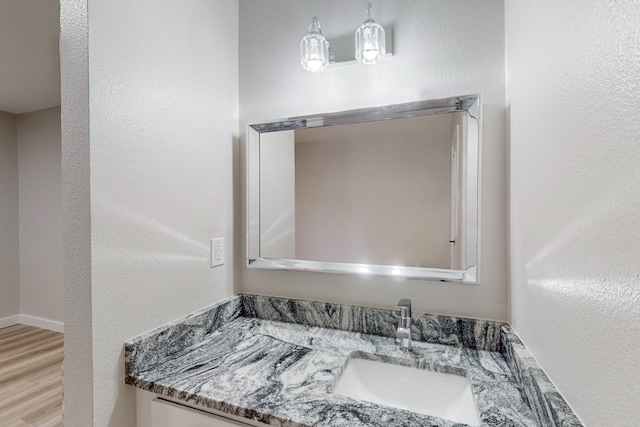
[397,298,412,317]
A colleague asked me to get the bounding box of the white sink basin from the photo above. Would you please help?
[333,357,480,426]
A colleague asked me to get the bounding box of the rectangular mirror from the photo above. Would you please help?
[247,95,481,282]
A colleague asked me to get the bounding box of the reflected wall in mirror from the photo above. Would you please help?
[247,95,481,282]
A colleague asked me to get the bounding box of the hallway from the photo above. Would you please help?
[0,325,63,426]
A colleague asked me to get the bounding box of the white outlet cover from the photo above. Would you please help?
[210,237,224,267]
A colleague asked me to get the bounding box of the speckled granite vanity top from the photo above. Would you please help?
[125,295,581,427]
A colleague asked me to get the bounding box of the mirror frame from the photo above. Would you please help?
[246,94,482,283]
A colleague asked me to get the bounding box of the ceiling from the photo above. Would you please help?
[0,0,60,114]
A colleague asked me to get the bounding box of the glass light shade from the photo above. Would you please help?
[355,3,386,65]
[300,17,330,72]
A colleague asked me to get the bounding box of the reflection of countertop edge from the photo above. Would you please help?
[247,257,475,282]
[124,294,581,427]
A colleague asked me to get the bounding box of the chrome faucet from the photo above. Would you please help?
[396,298,412,352]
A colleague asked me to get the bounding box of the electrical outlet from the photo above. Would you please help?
[210,237,224,267]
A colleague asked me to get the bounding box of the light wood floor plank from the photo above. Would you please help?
[38,413,63,427]
[0,347,63,386]
[20,391,63,425]
[0,378,35,402]
[0,325,63,427]
[0,376,62,411]
[0,327,46,347]
[1,335,63,365]
[0,386,61,423]
[26,362,63,385]
[4,419,35,427]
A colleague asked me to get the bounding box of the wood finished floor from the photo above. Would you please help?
[0,325,63,427]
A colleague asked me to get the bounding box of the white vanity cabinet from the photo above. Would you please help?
[137,389,263,427]
[150,398,256,427]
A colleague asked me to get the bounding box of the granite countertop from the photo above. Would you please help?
[126,296,538,427]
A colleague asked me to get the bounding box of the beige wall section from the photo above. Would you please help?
[240,0,506,320]
[17,107,63,325]
[259,131,296,258]
[86,1,239,426]
[0,111,19,321]
[294,116,451,268]
[506,2,640,425]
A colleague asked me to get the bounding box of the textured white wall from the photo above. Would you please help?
[89,1,238,424]
[61,1,239,426]
[0,111,20,321]
[17,107,63,325]
[239,0,507,320]
[506,2,640,425]
[60,1,92,424]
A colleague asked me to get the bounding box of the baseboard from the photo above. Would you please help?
[0,315,21,329]
[19,314,64,333]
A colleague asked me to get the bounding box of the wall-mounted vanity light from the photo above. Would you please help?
[355,3,385,65]
[300,17,331,72]
[300,3,390,72]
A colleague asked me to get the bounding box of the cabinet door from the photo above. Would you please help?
[151,399,254,427]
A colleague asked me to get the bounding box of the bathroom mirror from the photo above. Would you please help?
[247,95,481,282]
